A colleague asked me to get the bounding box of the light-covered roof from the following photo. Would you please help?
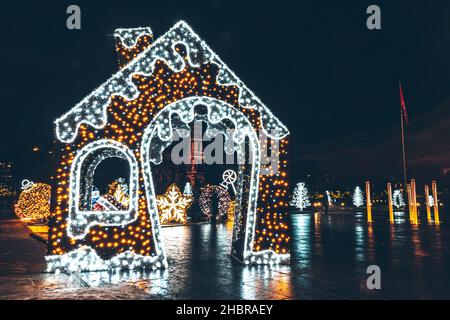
[55,21,289,143]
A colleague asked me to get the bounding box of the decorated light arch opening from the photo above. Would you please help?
[46,21,290,272]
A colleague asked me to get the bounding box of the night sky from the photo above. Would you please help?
[1,0,450,187]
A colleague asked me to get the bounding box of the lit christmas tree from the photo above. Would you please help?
[428,195,434,207]
[393,189,405,208]
[290,182,310,210]
[183,182,193,196]
[352,186,364,208]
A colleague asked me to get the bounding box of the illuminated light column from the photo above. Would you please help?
[411,179,418,224]
[387,183,394,223]
[432,180,440,225]
[406,184,412,222]
[366,181,372,223]
[425,185,432,223]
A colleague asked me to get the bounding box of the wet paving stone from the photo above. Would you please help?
[1,211,450,299]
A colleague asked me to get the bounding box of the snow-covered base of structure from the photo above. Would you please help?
[238,251,290,266]
[45,247,289,272]
[45,246,167,273]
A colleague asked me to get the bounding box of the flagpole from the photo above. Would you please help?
[399,82,408,195]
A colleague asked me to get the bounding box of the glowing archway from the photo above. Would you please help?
[140,96,261,263]
[66,139,139,239]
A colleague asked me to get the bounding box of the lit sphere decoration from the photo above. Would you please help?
[15,181,52,221]
[428,195,434,207]
[199,185,232,222]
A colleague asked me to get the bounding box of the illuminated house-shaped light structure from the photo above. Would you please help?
[47,21,290,272]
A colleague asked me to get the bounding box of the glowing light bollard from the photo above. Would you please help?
[407,184,412,222]
[366,181,372,223]
[425,184,432,223]
[432,180,440,225]
[387,183,394,223]
[411,179,418,224]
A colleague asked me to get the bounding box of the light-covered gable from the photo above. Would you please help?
[55,20,289,143]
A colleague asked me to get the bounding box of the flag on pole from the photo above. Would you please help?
[399,81,408,124]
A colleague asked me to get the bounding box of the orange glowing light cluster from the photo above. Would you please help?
[156,184,193,224]
[15,183,51,221]
[0,184,15,197]
[255,139,289,254]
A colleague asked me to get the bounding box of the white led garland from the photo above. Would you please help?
[54,21,289,144]
[114,27,153,48]
[66,139,139,239]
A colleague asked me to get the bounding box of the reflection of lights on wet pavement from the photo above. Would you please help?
[394,211,406,224]
[355,223,365,263]
[290,215,311,269]
[2,211,450,299]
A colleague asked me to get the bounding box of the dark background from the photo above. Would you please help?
[1,0,449,189]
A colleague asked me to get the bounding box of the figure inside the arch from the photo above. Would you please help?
[47,21,290,272]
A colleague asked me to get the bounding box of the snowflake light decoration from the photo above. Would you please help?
[290,182,310,210]
[156,184,193,224]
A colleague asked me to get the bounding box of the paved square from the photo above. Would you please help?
[1,211,449,299]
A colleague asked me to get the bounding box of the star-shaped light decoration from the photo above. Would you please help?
[156,184,193,224]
